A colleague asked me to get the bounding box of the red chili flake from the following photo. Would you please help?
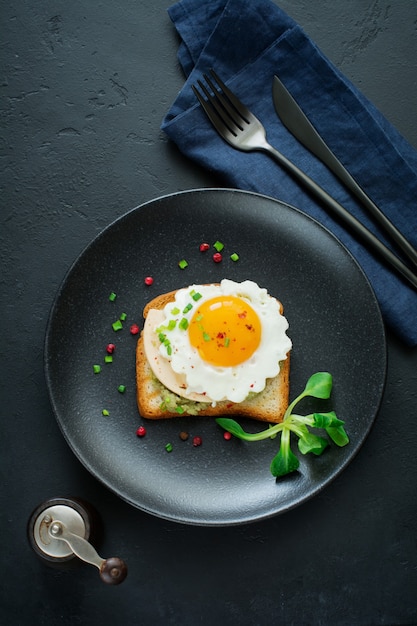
[192,436,202,447]
[223,431,232,441]
[136,426,146,437]
[144,276,154,286]
[212,252,222,263]
[130,323,140,335]
[106,343,116,354]
[199,242,210,252]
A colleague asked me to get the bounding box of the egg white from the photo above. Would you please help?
[143,279,292,404]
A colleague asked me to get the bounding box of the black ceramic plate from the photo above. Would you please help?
[45,189,386,526]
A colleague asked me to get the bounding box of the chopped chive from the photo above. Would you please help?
[162,337,172,354]
[230,252,239,262]
[178,259,188,269]
[196,314,203,322]
[120,312,127,321]
[171,307,180,315]
[109,292,117,301]
[183,302,193,314]
[203,332,211,342]
[167,319,177,330]
[104,355,113,363]
[176,406,185,414]
[93,365,101,374]
[158,332,166,343]
[192,292,202,301]
[165,443,173,452]
[213,240,224,252]
[112,319,123,331]
[179,317,189,330]
[102,409,110,416]
[224,337,230,347]
[118,385,126,393]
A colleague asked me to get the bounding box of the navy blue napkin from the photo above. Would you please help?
[161,0,417,346]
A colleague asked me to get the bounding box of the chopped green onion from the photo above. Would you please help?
[214,240,224,252]
[179,317,189,330]
[171,307,180,315]
[109,292,117,301]
[112,319,123,331]
[178,259,188,269]
[165,443,173,452]
[230,252,239,262]
[102,409,110,416]
[167,319,177,330]
[175,406,185,414]
[192,292,202,301]
[120,312,127,321]
[183,302,193,314]
[203,332,211,342]
[118,385,126,393]
[224,337,230,347]
[93,365,101,374]
[104,355,113,363]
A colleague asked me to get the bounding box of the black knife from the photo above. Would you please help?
[272,75,417,270]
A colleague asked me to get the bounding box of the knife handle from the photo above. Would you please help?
[272,74,417,270]
[262,141,417,291]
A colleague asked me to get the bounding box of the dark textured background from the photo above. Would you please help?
[1,1,416,624]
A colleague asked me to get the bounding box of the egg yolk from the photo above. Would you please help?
[188,295,261,367]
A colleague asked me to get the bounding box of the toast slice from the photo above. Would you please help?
[136,288,290,423]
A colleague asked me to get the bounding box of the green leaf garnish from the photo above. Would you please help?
[270,429,299,477]
[216,372,350,478]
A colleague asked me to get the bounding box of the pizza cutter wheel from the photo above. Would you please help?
[28,497,127,585]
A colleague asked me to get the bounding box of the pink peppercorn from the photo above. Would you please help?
[130,324,140,335]
[212,252,222,263]
[199,242,210,252]
[106,343,116,354]
[136,426,146,437]
[223,431,232,441]
[144,276,154,286]
[192,436,202,447]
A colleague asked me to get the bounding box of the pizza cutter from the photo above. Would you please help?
[28,497,127,584]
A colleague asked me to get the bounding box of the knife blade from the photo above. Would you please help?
[272,75,417,270]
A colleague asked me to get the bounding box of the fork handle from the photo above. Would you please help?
[262,142,417,291]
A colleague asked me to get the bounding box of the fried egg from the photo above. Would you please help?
[142,279,292,404]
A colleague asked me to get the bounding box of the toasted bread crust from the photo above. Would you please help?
[142,289,178,320]
[136,285,290,423]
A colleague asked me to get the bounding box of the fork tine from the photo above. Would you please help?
[202,74,245,130]
[209,69,251,124]
[192,82,240,137]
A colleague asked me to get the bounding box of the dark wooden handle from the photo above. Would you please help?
[99,557,128,585]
